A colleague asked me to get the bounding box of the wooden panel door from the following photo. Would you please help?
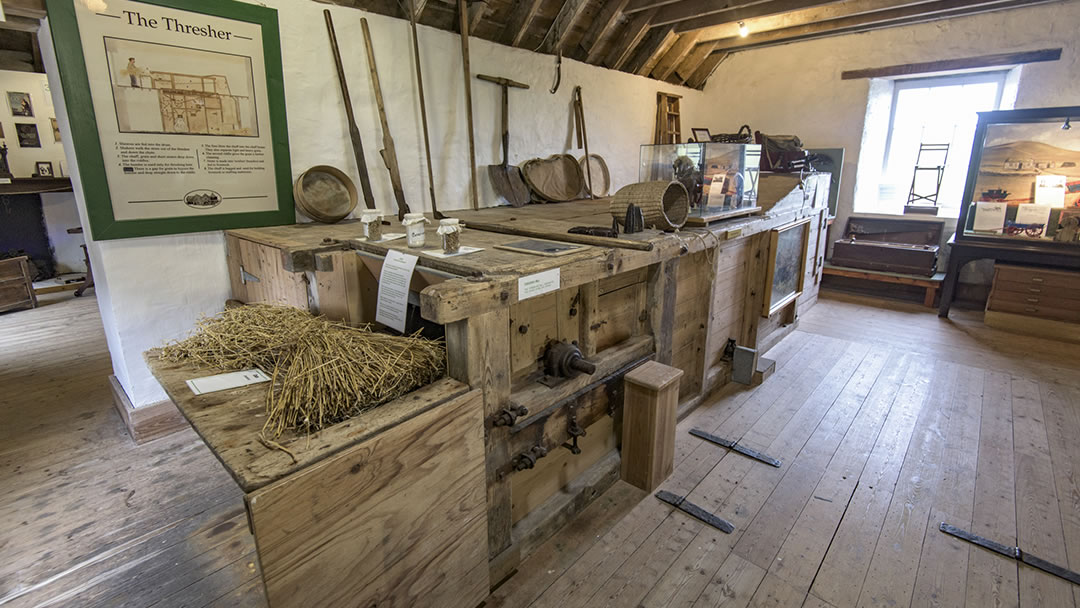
[225,235,308,308]
[246,388,489,608]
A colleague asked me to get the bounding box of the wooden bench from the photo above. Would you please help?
[823,263,945,307]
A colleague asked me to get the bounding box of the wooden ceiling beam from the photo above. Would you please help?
[624,0,686,14]
[2,0,46,20]
[468,0,489,32]
[544,0,592,53]
[656,0,842,28]
[631,25,678,75]
[706,0,1058,51]
[686,50,728,88]
[651,31,701,80]
[605,8,658,69]
[502,0,546,46]
[680,0,939,34]
[582,0,633,63]
[673,40,719,84]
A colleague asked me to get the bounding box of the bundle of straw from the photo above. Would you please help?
[160,304,445,438]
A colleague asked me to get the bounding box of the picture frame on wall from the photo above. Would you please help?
[762,218,811,317]
[15,123,40,148]
[7,92,33,117]
[35,161,54,177]
[45,0,294,240]
[50,117,60,142]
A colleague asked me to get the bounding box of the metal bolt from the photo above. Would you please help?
[518,324,529,334]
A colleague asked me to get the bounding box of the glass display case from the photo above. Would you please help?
[958,107,1080,247]
[639,142,761,223]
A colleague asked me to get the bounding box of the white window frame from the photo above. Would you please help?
[880,70,1008,178]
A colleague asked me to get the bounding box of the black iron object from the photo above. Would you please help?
[544,341,597,378]
[689,429,782,467]
[491,404,528,427]
[655,490,735,533]
[940,523,1080,586]
[624,204,645,234]
[513,445,548,471]
[562,403,587,455]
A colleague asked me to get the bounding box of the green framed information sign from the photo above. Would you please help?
[46,0,293,240]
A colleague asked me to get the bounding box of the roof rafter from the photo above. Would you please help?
[605,7,659,69]
[581,0,634,63]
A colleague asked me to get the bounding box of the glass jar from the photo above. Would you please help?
[402,213,428,248]
[360,210,382,241]
[436,218,462,254]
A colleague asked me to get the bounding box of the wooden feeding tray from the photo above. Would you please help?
[146,354,488,608]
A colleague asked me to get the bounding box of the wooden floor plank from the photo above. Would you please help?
[965,370,1020,608]
[764,352,914,596]
[1038,381,1080,607]
[808,356,938,607]
[855,361,960,607]
[910,364,985,607]
[590,339,864,608]
[1011,376,1075,607]
[636,341,871,608]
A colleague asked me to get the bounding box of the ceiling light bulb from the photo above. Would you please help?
[738,21,749,37]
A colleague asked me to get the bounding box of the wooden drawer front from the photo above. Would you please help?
[992,279,1080,301]
[995,265,1080,290]
[988,299,1080,323]
[990,289,1080,310]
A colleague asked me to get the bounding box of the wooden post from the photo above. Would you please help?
[620,361,683,492]
[445,309,513,565]
[647,259,678,365]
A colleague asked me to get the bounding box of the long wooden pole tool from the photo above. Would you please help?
[462,220,653,251]
[361,18,411,221]
[403,0,444,219]
[573,86,594,198]
[324,10,376,210]
[458,0,479,210]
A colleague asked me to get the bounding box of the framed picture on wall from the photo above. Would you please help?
[7,92,33,117]
[50,118,60,142]
[35,161,54,177]
[762,218,811,317]
[45,0,294,240]
[15,123,40,147]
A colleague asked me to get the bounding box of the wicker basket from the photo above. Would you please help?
[610,181,688,231]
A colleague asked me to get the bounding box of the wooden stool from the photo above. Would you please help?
[621,361,683,492]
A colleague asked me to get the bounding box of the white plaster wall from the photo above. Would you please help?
[40,192,86,273]
[701,0,1080,276]
[42,3,707,408]
[0,69,67,177]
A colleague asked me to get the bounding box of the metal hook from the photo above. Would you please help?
[549,50,562,94]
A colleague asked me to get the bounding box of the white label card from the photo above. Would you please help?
[973,202,1006,233]
[186,368,270,395]
[375,249,419,333]
[1035,175,1067,207]
[518,268,560,300]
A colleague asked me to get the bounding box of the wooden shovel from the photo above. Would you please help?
[477,74,530,207]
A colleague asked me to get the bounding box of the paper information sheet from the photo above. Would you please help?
[518,268,560,300]
[186,368,269,395]
[376,249,418,333]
